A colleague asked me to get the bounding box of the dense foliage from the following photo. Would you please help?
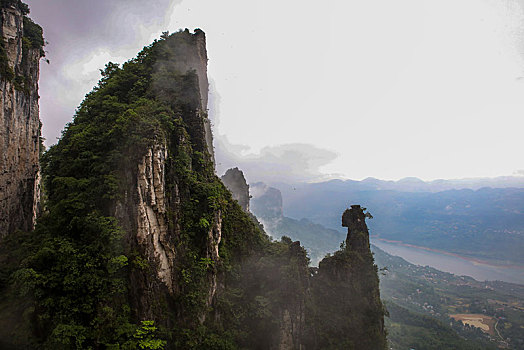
[0,29,309,349]
[9,35,169,348]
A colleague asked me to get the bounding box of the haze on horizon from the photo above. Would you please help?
[26,0,524,183]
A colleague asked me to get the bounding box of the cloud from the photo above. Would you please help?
[208,69,339,184]
[25,0,180,146]
[215,136,340,184]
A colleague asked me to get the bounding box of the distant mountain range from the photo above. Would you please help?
[272,176,524,194]
[253,177,524,265]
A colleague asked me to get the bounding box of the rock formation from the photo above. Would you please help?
[115,29,220,322]
[342,204,372,252]
[306,205,387,349]
[0,0,43,237]
[221,167,250,212]
[153,28,214,163]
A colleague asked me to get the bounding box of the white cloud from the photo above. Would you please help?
[26,0,524,180]
[215,137,340,184]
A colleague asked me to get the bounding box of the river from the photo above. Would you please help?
[371,239,524,285]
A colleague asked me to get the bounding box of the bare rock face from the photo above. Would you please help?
[278,240,307,350]
[136,143,175,292]
[117,30,222,322]
[153,29,214,164]
[0,2,42,237]
[221,167,250,212]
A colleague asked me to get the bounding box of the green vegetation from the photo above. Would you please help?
[23,16,44,50]
[0,38,14,81]
[385,302,496,350]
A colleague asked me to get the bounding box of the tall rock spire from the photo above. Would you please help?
[221,167,250,212]
[307,205,387,349]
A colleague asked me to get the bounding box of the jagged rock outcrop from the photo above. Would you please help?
[277,240,307,350]
[0,0,43,237]
[120,30,221,322]
[221,167,250,212]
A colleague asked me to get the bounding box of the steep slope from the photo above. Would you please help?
[9,29,261,348]
[222,173,387,348]
[0,24,387,349]
[0,0,43,237]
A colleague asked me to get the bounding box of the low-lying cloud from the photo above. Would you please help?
[215,137,340,184]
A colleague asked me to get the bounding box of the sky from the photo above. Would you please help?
[26,0,524,183]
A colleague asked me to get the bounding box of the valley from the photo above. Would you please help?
[250,181,524,349]
[373,245,524,349]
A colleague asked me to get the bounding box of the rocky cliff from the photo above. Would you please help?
[251,181,283,220]
[221,167,250,212]
[0,0,43,237]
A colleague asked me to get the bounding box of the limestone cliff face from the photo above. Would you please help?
[221,167,250,212]
[1,21,388,347]
[153,29,213,164]
[0,1,42,237]
[118,30,221,323]
[278,240,307,350]
[135,143,174,292]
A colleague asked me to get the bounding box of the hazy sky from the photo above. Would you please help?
[26,0,524,182]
